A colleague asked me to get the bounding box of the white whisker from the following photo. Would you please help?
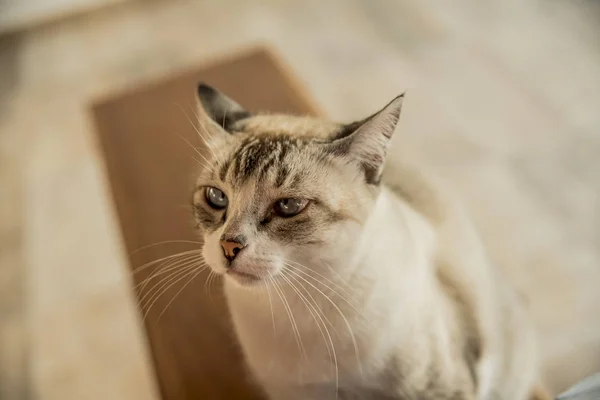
[135,253,200,290]
[176,131,212,167]
[285,258,358,301]
[204,269,214,299]
[132,249,201,274]
[142,264,205,322]
[137,254,203,303]
[157,265,206,321]
[130,240,202,255]
[196,117,227,165]
[280,271,335,365]
[283,264,363,377]
[180,102,226,165]
[136,254,201,294]
[138,261,199,309]
[282,271,339,399]
[206,269,220,306]
[265,274,277,336]
[284,261,366,323]
[271,276,306,361]
[295,250,359,294]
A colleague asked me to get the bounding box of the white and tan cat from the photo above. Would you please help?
[191,83,549,400]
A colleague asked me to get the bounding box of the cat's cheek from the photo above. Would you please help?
[319,221,363,265]
[265,253,286,278]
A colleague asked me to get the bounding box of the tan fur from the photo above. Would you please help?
[234,114,339,138]
[193,86,546,399]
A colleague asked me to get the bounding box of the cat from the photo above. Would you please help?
[191,83,550,400]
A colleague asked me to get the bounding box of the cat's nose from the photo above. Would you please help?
[220,239,246,262]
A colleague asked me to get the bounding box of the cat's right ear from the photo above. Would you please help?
[195,83,252,146]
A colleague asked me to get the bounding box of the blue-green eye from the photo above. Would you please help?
[205,187,228,209]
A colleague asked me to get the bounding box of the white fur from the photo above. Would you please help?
[194,88,542,399]
[225,187,437,396]
[220,175,540,399]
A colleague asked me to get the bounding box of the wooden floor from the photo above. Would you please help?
[92,48,321,399]
[1,0,600,399]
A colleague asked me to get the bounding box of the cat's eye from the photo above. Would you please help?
[205,187,228,209]
[274,198,308,218]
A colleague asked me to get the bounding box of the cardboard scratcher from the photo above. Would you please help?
[91,47,320,399]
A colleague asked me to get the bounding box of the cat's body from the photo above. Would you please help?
[225,165,537,400]
[191,84,548,400]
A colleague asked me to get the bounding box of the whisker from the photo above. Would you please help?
[271,276,306,361]
[283,264,363,377]
[130,240,202,255]
[136,256,201,306]
[295,250,359,294]
[279,271,335,365]
[198,119,227,166]
[265,275,277,336]
[284,271,339,399]
[205,269,220,306]
[175,131,212,167]
[137,255,203,304]
[189,103,227,163]
[142,264,206,322]
[138,261,199,309]
[285,258,358,299]
[322,260,358,293]
[132,249,201,274]
[135,254,200,291]
[157,265,206,321]
[138,267,195,319]
[209,271,217,304]
[204,270,214,299]
[168,104,214,167]
[178,102,225,165]
[136,252,202,286]
[283,261,365,321]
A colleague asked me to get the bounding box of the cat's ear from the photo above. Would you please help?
[329,93,404,184]
[196,83,252,138]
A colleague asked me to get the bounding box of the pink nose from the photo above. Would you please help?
[220,240,246,262]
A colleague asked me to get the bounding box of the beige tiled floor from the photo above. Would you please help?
[1,0,600,399]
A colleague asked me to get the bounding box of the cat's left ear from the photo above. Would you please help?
[195,83,252,145]
[329,93,404,184]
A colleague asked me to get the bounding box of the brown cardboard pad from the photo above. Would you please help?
[91,47,320,400]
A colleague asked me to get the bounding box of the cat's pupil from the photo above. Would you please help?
[281,199,296,211]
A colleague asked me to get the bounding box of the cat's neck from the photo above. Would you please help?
[353,185,437,280]
[339,185,440,323]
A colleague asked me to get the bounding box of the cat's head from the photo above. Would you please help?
[192,83,403,287]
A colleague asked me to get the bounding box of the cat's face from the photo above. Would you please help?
[192,84,403,287]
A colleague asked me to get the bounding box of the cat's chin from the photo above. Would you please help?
[225,269,266,287]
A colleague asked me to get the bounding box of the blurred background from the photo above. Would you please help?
[1,0,600,399]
